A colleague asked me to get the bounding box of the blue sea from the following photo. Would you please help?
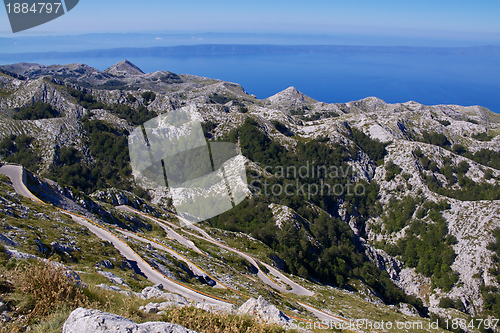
[2,53,499,113]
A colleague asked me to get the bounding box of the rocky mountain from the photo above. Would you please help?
[0,60,500,332]
[104,59,145,76]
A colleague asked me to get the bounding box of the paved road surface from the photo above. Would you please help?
[70,215,231,309]
[0,165,40,201]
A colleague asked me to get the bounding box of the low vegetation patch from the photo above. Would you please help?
[12,102,59,120]
[382,201,458,292]
[481,228,500,319]
[161,305,288,333]
[0,253,289,333]
[414,147,500,201]
[0,134,41,172]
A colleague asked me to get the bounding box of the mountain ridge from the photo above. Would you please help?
[1,60,500,331]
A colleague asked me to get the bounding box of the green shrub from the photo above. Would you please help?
[472,132,493,141]
[465,149,500,171]
[417,151,500,201]
[109,104,156,126]
[272,120,292,136]
[452,144,467,155]
[384,202,458,291]
[438,120,451,127]
[209,92,237,105]
[12,102,59,120]
[482,229,500,318]
[439,297,464,311]
[382,196,420,233]
[420,131,451,148]
[385,161,402,181]
[290,106,308,116]
[126,93,137,103]
[47,119,133,194]
[350,127,387,163]
[0,134,41,172]
[141,91,156,104]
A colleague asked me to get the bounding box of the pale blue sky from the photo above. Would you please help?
[1,0,499,44]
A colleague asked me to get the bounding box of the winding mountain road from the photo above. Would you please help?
[0,164,360,329]
[0,165,41,202]
[0,165,233,310]
[116,228,226,289]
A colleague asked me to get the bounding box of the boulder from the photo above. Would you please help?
[97,271,126,286]
[62,308,198,333]
[51,241,79,253]
[0,233,18,247]
[139,301,182,314]
[237,296,290,325]
[398,303,421,317]
[141,284,166,299]
[0,297,7,312]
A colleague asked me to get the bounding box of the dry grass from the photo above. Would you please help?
[1,261,89,332]
[14,262,89,320]
[160,306,290,333]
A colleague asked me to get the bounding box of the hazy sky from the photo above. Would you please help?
[1,0,499,44]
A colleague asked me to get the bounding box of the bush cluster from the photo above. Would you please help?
[211,119,422,311]
[12,102,59,120]
[415,148,500,201]
[0,134,41,172]
[384,200,458,291]
[47,119,133,194]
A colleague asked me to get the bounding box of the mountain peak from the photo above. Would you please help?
[283,86,300,94]
[265,86,317,108]
[105,59,144,76]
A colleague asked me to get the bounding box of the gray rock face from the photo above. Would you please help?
[141,284,167,299]
[398,303,421,317]
[105,60,145,76]
[6,248,39,260]
[0,297,7,312]
[139,300,188,314]
[364,244,402,280]
[139,284,189,303]
[99,260,115,269]
[62,308,198,333]
[237,296,290,325]
[97,271,126,286]
[0,233,18,247]
[51,241,79,253]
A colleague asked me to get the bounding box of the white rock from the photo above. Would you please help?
[237,296,290,325]
[0,297,7,312]
[62,308,198,333]
[398,303,421,317]
[97,271,127,286]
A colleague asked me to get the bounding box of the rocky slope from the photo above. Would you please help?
[1,60,500,331]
